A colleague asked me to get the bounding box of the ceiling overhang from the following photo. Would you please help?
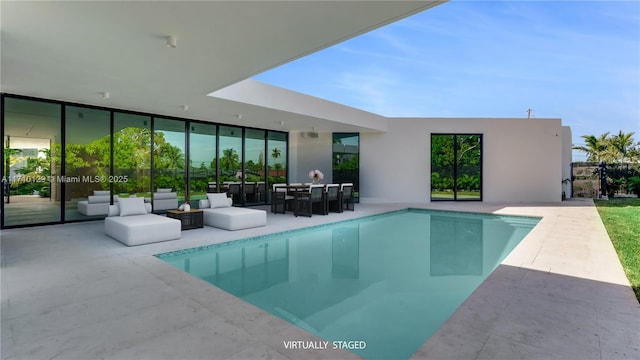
[1,1,445,131]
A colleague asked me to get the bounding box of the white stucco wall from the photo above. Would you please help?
[360,117,565,203]
[289,131,334,184]
[290,117,567,204]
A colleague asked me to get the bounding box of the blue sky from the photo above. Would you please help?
[254,1,640,161]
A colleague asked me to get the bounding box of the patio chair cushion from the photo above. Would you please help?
[206,193,232,208]
[118,197,148,216]
[202,206,266,231]
[105,203,181,246]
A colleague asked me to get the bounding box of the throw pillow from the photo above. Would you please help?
[118,197,147,216]
[207,193,231,208]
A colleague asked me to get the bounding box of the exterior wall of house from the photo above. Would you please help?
[290,131,334,184]
[355,117,566,203]
[562,126,573,199]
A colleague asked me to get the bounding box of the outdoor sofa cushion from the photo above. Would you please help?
[198,198,266,231]
[78,191,118,216]
[104,202,181,246]
[152,190,178,211]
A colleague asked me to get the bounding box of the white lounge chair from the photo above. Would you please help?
[105,197,181,246]
[199,193,266,231]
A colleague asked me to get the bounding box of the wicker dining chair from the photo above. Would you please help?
[271,183,292,214]
[325,184,342,213]
[294,184,326,217]
[340,183,354,211]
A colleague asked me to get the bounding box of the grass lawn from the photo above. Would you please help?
[594,198,640,302]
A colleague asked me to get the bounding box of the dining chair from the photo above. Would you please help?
[325,184,341,213]
[294,184,326,217]
[271,183,292,214]
[340,183,354,211]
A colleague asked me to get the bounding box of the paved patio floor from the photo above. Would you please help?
[1,199,638,359]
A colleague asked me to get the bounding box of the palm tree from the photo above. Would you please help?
[608,131,636,163]
[573,133,610,162]
[271,148,281,161]
[220,148,239,171]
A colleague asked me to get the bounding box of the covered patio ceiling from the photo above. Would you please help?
[1,1,444,133]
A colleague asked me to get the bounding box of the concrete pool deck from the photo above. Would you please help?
[1,199,638,359]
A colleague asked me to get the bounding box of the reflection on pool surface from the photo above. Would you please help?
[156,209,539,359]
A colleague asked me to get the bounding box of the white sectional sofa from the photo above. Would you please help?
[199,193,266,231]
[105,197,181,246]
[78,190,116,216]
[152,188,178,211]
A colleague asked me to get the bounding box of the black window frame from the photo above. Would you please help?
[430,133,483,201]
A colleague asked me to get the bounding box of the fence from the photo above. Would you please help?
[572,162,640,198]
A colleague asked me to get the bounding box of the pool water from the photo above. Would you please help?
[156,209,539,359]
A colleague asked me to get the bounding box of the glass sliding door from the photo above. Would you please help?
[113,112,151,201]
[2,97,62,227]
[244,129,266,205]
[64,106,111,220]
[219,125,243,204]
[431,134,482,201]
[153,118,186,210]
[189,122,217,206]
[456,135,482,200]
[430,134,455,200]
[267,132,287,202]
[333,133,359,202]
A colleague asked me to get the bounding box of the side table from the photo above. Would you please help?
[166,209,204,230]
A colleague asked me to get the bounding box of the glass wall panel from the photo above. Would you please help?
[244,129,266,205]
[431,134,455,200]
[267,132,287,202]
[113,112,151,201]
[219,125,243,204]
[333,133,359,201]
[153,118,186,210]
[64,106,111,220]
[3,98,62,226]
[189,122,217,207]
[456,135,482,200]
[431,134,482,201]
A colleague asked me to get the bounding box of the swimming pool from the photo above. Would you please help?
[156,209,539,359]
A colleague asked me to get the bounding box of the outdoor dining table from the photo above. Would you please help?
[274,184,315,192]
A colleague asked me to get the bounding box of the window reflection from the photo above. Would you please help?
[113,113,151,200]
[189,122,217,205]
[219,126,243,204]
[65,106,111,220]
[154,118,186,209]
[1,96,288,227]
[3,98,62,226]
[244,129,266,205]
[431,134,482,201]
[332,133,359,201]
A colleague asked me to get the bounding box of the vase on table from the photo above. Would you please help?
[313,176,320,184]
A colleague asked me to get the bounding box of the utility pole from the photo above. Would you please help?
[527,108,534,119]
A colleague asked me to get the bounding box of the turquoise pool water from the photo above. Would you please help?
[156,209,539,359]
